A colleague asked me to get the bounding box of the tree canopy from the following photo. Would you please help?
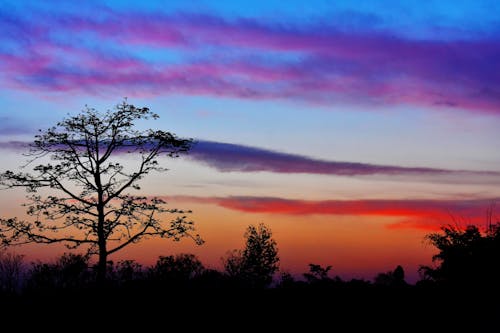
[223,223,279,287]
[0,100,202,283]
[420,223,500,289]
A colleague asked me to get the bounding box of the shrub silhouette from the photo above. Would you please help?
[27,253,91,291]
[149,253,204,286]
[108,260,144,286]
[374,265,407,287]
[0,251,24,294]
[420,223,500,289]
[304,263,333,283]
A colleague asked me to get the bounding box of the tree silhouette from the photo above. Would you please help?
[223,223,279,287]
[107,259,144,287]
[420,223,500,288]
[303,263,332,283]
[0,251,24,294]
[27,253,91,291]
[0,100,202,284]
[374,265,407,287]
[149,253,204,284]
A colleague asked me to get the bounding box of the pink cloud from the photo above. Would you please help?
[1,11,500,111]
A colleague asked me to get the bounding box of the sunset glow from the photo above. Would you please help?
[1,0,499,283]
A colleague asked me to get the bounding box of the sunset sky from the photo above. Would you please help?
[1,0,500,282]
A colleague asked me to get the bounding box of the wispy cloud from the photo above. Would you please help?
[0,141,29,151]
[170,195,498,231]
[1,9,499,112]
[1,139,499,184]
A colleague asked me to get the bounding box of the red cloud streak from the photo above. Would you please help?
[170,196,498,231]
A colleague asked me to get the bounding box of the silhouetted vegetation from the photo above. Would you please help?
[223,223,279,287]
[0,100,202,284]
[0,251,24,294]
[0,221,498,331]
[149,253,204,285]
[374,265,407,287]
[1,219,499,295]
[419,223,500,290]
[26,253,91,291]
[0,101,497,327]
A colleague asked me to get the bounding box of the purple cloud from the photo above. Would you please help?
[0,141,29,151]
[190,141,446,175]
[188,140,500,184]
[0,139,499,183]
[1,10,499,112]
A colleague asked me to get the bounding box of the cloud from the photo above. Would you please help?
[0,141,29,151]
[171,195,498,231]
[1,139,499,184]
[188,140,500,184]
[1,9,499,112]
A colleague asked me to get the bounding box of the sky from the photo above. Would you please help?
[1,0,500,282]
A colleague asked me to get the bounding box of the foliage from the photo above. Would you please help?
[108,260,144,284]
[223,223,279,287]
[420,223,500,288]
[374,265,407,287]
[0,251,24,293]
[0,100,202,282]
[222,249,246,279]
[149,253,204,283]
[303,263,332,283]
[27,253,91,290]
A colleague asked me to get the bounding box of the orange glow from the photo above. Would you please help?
[1,193,493,283]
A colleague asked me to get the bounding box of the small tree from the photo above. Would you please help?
[223,223,279,287]
[27,253,90,290]
[0,251,24,294]
[0,100,202,284]
[303,263,332,283]
[149,253,204,284]
[374,265,407,287]
[110,260,144,285]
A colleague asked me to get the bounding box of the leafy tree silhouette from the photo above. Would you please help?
[302,263,343,288]
[223,223,279,288]
[303,263,332,283]
[420,223,500,289]
[374,265,407,287]
[27,253,91,291]
[277,271,297,288]
[0,251,24,294]
[149,253,204,285]
[109,260,144,286]
[0,100,202,284]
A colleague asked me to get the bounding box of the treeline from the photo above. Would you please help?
[1,222,500,295]
[0,252,408,294]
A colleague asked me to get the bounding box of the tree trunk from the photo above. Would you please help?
[94,154,107,286]
[96,203,107,286]
[97,244,107,286]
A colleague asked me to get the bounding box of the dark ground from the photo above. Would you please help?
[1,286,497,331]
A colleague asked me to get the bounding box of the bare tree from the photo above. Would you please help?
[0,100,202,283]
[0,251,24,293]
